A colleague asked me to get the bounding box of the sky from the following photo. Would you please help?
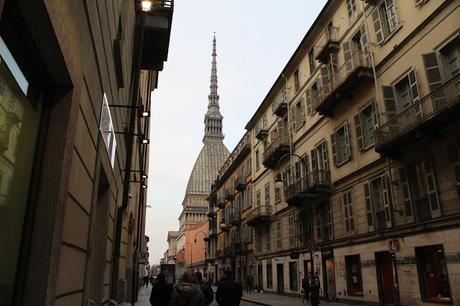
[146,0,328,263]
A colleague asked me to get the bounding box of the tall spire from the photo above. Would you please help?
[203,34,224,143]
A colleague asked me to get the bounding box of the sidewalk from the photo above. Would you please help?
[242,291,352,306]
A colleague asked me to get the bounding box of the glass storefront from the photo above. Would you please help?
[0,38,43,305]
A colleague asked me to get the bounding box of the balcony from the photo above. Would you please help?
[137,0,174,71]
[217,197,225,209]
[314,51,373,117]
[246,206,271,227]
[225,189,235,201]
[262,131,290,169]
[255,124,268,140]
[234,176,246,191]
[315,26,340,64]
[285,170,331,207]
[230,212,241,226]
[375,74,460,156]
[272,90,288,117]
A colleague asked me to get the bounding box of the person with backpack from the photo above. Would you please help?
[150,272,173,306]
[169,270,205,306]
[195,271,214,306]
[216,270,242,306]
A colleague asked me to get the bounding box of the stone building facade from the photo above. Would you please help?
[208,0,460,305]
[0,0,173,305]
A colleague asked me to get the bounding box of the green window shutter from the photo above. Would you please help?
[344,122,352,161]
[399,167,414,223]
[364,183,374,232]
[382,86,397,119]
[408,68,420,102]
[423,156,441,218]
[382,175,392,228]
[422,52,443,91]
[372,7,385,45]
[354,113,364,150]
[331,132,338,166]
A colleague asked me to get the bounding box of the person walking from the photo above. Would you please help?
[144,274,150,288]
[310,272,321,306]
[169,270,205,306]
[195,271,214,306]
[245,275,253,294]
[216,270,243,306]
[150,272,173,306]
[302,275,311,304]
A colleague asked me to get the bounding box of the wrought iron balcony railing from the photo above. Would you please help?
[315,26,340,64]
[255,124,268,140]
[375,74,460,155]
[262,131,290,169]
[246,205,271,227]
[234,175,246,191]
[272,89,288,117]
[285,170,331,207]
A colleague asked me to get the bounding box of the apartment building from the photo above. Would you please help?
[207,132,253,284]
[0,1,173,305]
[244,0,460,305]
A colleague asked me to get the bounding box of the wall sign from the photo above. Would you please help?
[99,93,116,167]
[389,239,401,253]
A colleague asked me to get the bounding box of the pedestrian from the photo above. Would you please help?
[245,275,253,294]
[150,272,173,306]
[301,274,310,304]
[169,270,205,306]
[310,272,321,306]
[216,270,243,306]
[144,274,150,287]
[195,271,214,306]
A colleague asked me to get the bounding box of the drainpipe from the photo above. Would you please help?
[111,11,145,302]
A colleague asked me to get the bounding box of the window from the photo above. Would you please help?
[447,142,460,199]
[331,122,352,166]
[346,0,358,23]
[275,185,281,203]
[289,261,298,291]
[294,69,300,92]
[415,245,452,303]
[440,37,460,79]
[364,175,392,231]
[291,97,306,131]
[264,183,270,207]
[311,140,329,173]
[372,0,400,45]
[288,215,295,246]
[276,221,282,249]
[400,156,440,223]
[266,263,273,288]
[265,226,271,251]
[345,255,363,294]
[382,68,419,119]
[343,190,355,233]
[282,168,292,188]
[294,157,308,182]
[255,190,261,207]
[355,102,378,150]
[255,150,260,170]
[415,0,429,6]
[308,48,316,73]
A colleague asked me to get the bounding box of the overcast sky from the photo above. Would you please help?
[146,0,328,263]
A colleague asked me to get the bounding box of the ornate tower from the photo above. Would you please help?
[203,34,224,143]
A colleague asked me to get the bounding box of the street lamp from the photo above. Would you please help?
[141,0,153,12]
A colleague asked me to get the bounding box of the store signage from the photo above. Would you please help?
[389,239,400,253]
[99,94,117,167]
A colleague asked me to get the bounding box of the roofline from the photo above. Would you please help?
[245,0,334,130]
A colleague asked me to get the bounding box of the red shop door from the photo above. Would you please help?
[376,252,395,304]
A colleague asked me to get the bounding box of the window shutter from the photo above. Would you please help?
[372,7,385,45]
[320,66,331,95]
[354,113,364,150]
[423,156,441,218]
[344,122,352,160]
[382,86,397,119]
[385,0,399,32]
[323,141,330,171]
[343,41,356,72]
[422,53,443,91]
[290,104,297,131]
[299,97,306,124]
[359,24,371,65]
[305,89,313,115]
[408,68,420,102]
[382,175,392,228]
[330,132,338,166]
[311,149,318,184]
[364,183,374,232]
[399,167,414,223]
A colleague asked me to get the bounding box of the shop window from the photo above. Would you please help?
[266,263,273,288]
[345,255,363,294]
[355,102,378,150]
[289,261,298,291]
[331,122,352,166]
[415,245,452,303]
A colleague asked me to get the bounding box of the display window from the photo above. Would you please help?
[345,254,363,295]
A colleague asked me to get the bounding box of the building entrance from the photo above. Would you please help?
[277,263,284,294]
[375,251,398,305]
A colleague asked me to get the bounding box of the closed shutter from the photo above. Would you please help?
[364,183,374,232]
[320,66,331,96]
[382,86,397,119]
[322,141,330,171]
[354,113,364,150]
[299,97,306,124]
[408,68,420,102]
[305,89,313,115]
[372,7,385,45]
[311,149,318,184]
[359,24,371,65]
[290,104,297,131]
[422,53,443,90]
[423,156,441,218]
[343,41,356,72]
[330,132,338,166]
[382,175,392,228]
[399,167,414,223]
[385,0,399,32]
[344,122,352,160]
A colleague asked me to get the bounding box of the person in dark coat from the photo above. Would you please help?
[150,272,173,306]
[195,271,214,306]
[216,270,243,306]
[144,274,150,287]
[310,272,321,306]
[169,270,205,306]
[302,275,311,304]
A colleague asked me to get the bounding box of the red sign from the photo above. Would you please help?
[389,239,400,253]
